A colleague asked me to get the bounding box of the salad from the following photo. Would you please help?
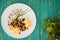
[41,13,60,40]
[8,9,32,34]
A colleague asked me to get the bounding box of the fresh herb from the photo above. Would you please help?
[43,14,60,40]
[14,8,31,21]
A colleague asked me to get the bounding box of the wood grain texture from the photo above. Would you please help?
[0,0,60,40]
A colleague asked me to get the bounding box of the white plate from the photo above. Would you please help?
[1,3,36,38]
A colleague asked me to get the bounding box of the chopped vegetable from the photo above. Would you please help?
[24,17,32,27]
[13,27,20,34]
[9,25,14,30]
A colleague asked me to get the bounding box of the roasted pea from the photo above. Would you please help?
[21,26,26,31]
[14,20,17,23]
[18,22,20,26]
[22,18,25,21]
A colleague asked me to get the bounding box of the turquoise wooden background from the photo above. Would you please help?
[0,0,60,40]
